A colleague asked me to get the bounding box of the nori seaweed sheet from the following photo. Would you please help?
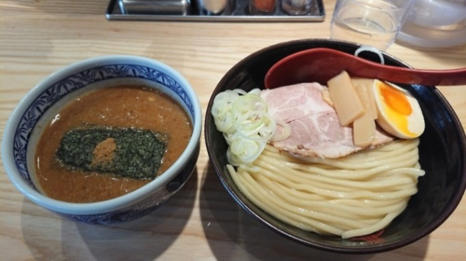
[56,126,167,179]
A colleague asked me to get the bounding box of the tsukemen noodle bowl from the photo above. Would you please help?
[204,39,466,253]
[2,55,202,224]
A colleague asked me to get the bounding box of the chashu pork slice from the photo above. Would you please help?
[261,82,393,159]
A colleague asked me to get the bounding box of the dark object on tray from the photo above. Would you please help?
[204,39,466,254]
[57,126,167,179]
[118,0,191,15]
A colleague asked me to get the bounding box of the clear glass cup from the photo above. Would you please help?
[330,0,416,51]
[397,0,466,48]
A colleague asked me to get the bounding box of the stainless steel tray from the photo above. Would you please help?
[106,0,325,22]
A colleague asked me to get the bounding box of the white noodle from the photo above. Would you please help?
[227,139,424,238]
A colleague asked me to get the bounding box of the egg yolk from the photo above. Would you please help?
[377,81,415,137]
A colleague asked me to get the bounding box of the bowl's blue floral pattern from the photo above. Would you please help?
[11,63,197,224]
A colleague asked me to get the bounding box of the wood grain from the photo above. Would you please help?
[1,0,465,260]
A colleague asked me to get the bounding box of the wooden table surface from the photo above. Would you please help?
[1,0,465,260]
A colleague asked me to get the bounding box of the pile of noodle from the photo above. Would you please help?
[227,139,424,239]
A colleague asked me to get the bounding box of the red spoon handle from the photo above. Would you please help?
[264,48,466,88]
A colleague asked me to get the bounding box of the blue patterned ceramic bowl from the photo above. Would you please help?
[2,56,202,224]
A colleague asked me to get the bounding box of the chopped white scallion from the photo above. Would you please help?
[270,119,291,142]
[211,88,280,166]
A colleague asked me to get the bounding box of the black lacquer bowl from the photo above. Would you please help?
[204,39,466,254]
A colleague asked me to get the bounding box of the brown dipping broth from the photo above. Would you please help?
[35,86,193,203]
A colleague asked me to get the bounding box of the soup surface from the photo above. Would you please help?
[35,86,193,203]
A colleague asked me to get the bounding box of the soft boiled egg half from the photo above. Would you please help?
[372,80,425,139]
